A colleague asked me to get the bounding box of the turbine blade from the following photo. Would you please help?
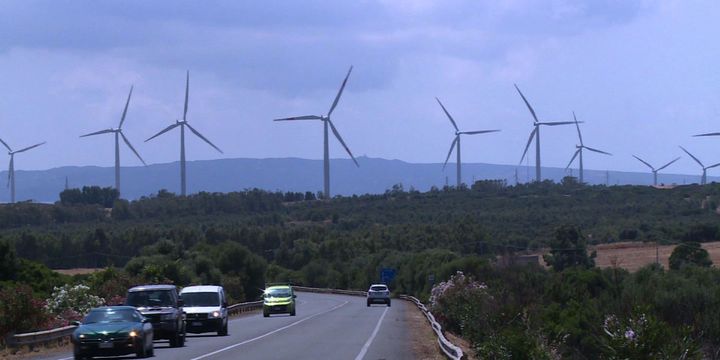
[656,157,681,172]
[519,128,537,164]
[584,146,611,155]
[120,132,147,166]
[566,149,581,170]
[573,111,583,145]
[186,123,223,154]
[706,162,720,170]
[118,85,133,129]
[459,130,501,135]
[679,146,703,167]
[443,136,458,170]
[539,121,577,126]
[328,66,353,117]
[693,132,720,137]
[80,129,115,138]
[274,115,323,121]
[0,138,11,152]
[15,142,45,154]
[514,84,538,123]
[145,123,180,142]
[328,120,358,167]
[633,155,654,171]
[435,97,459,132]
[184,71,189,121]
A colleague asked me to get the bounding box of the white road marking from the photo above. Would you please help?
[190,300,349,360]
[354,306,389,360]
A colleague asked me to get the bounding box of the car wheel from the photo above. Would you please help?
[136,340,147,358]
[263,310,269,318]
[290,308,296,316]
[218,320,228,336]
[178,332,185,347]
[387,300,391,307]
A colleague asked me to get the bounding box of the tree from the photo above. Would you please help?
[544,225,595,272]
[668,242,712,270]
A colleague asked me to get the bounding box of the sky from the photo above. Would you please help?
[1,0,720,177]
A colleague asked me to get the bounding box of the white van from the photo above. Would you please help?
[180,285,228,336]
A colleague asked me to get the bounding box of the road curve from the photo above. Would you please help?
[38,292,415,360]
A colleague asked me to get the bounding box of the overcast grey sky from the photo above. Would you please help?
[1,0,719,177]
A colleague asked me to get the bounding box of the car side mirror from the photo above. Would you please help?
[141,318,150,323]
[177,299,184,307]
[222,301,228,308]
[71,320,81,326]
[293,295,297,299]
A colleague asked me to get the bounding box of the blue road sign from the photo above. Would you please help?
[381,268,396,284]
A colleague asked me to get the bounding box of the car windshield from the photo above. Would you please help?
[126,290,175,307]
[370,286,388,291]
[182,292,220,307]
[83,309,139,324]
[265,288,291,298]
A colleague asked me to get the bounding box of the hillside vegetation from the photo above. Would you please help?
[2,180,720,356]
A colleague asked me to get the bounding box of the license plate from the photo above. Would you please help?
[192,321,203,326]
[99,342,113,349]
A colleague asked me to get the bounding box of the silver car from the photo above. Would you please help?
[366,284,391,307]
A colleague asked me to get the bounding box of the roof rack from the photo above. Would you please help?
[265,282,293,288]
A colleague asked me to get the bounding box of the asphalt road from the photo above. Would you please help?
[37,292,415,360]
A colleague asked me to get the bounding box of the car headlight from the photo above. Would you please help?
[129,330,138,337]
[210,311,221,318]
[161,314,175,321]
[78,334,85,339]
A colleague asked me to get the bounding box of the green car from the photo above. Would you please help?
[71,306,154,359]
[263,285,296,317]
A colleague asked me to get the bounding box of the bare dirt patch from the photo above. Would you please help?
[406,301,446,360]
[527,241,720,272]
[53,268,102,276]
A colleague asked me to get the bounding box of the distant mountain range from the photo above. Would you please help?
[3,157,715,203]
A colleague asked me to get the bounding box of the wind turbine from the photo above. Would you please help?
[565,112,611,184]
[679,146,720,185]
[515,84,576,182]
[145,71,223,196]
[274,66,359,199]
[0,139,45,203]
[80,86,146,197]
[436,98,500,188]
[633,155,681,186]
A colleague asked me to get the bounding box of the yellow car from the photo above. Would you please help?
[263,285,296,317]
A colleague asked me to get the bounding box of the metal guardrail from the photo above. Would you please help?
[227,300,263,316]
[399,295,464,360]
[5,325,76,350]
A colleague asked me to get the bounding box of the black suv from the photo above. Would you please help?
[125,285,186,347]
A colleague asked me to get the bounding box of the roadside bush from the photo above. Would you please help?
[45,284,104,323]
[0,285,50,341]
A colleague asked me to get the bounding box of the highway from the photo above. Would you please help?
[36,292,417,360]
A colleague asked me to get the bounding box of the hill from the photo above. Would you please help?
[4,157,715,203]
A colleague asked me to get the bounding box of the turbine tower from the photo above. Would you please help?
[679,146,720,185]
[80,86,146,197]
[565,112,611,184]
[0,139,45,203]
[146,71,223,196]
[633,155,680,186]
[515,84,576,182]
[435,97,499,188]
[274,66,359,199]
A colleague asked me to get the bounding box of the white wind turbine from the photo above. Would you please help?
[515,84,576,182]
[145,71,223,196]
[436,98,500,188]
[80,86,146,197]
[0,139,45,203]
[679,146,720,185]
[274,66,359,199]
[565,112,611,184]
[633,155,681,186]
